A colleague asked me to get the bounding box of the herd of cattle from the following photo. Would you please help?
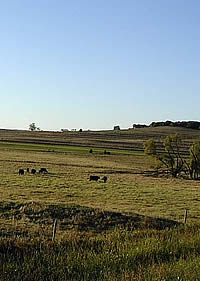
[18,147,110,182]
[18,168,107,183]
[18,167,48,175]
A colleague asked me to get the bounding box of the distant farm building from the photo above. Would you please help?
[113,125,120,131]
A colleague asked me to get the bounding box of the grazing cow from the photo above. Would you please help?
[39,168,48,174]
[27,168,30,173]
[102,176,107,183]
[31,168,36,174]
[18,169,24,175]
[89,149,93,153]
[89,175,100,182]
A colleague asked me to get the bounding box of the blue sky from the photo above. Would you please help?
[1,0,200,130]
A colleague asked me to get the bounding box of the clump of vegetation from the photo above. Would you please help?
[144,133,200,179]
[188,141,200,179]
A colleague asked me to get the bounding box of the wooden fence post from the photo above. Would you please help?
[52,219,57,241]
[184,209,188,224]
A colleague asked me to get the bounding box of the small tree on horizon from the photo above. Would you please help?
[29,123,37,131]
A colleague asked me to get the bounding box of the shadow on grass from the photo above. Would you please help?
[0,202,181,237]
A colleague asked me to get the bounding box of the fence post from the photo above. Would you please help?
[52,219,57,241]
[184,209,188,224]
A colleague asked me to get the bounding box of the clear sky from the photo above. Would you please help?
[1,0,200,131]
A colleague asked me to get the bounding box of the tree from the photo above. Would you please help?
[29,123,37,131]
[144,134,185,177]
[188,141,200,179]
[163,134,185,177]
[144,134,200,180]
[29,123,40,131]
[144,139,157,156]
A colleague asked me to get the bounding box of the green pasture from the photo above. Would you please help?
[1,139,200,280]
[0,141,141,155]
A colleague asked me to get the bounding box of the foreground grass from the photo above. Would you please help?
[1,225,200,280]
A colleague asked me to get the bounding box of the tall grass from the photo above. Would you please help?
[1,225,200,281]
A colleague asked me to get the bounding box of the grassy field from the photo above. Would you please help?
[1,127,200,280]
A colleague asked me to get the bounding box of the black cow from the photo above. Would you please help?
[102,176,107,183]
[27,168,30,173]
[39,168,48,174]
[18,169,24,175]
[89,149,93,153]
[104,150,111,155]
[31,169,36,174]
[89,175,100,182]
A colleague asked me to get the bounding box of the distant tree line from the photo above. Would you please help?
[150,120,200,130]
[133,120,200,130]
